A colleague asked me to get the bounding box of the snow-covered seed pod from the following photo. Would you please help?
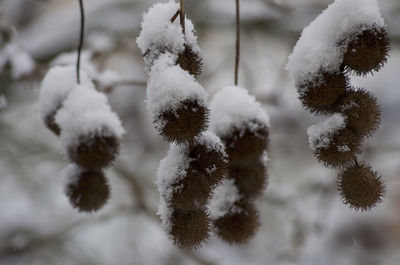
[137,2,203,73]
[314,128,361,168]
[177,44,203,78]
[335,88,381,138]
[39,65,93,135]
[169,209,210,249]
[298,72,347,114]
[228,159,267,198]
[147,53,209,143]
[189,132,227,187]
[213,199,259,244]
[210,86,270,162]
[342,26,390,75]
[222,122,269,162]
[56,85,125,169]
[308,113,362,169]
[64,165,110,212]
[157,99,209,143]
[338,163,385,211]
[67,128,120,169]
[171,169,212,210]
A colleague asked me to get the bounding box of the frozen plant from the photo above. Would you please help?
[287,0,388,211]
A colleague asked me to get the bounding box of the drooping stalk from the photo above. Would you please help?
[76,0,85,84]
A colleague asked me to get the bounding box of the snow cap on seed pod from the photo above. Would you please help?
[298,71,347,114]
[63,164,110,212]
[39,65,93,135]
[335,88,381,138]
[56,84,125,169]
[308,113,361,168]
[137,1,203,72]
[342,25,390,75]
[147,53,208,143]
[338,163,385,211]
[210,86,269,161]
[287,0,385,89]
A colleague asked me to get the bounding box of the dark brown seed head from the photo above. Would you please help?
[157,99,209,144]
[189,136,227,188]
[177,44,203,79]
[227,159,268,198]
[314,128,362,169]
[338,163,385,211]
[342,26,390,75]
[298,72,348,114]
[170,209,210,249]
[222,120,269,163]
[65,168,110,212]
[335,88,381,138]
[44,110,61,136]
[213,199,259,244]
[68,128,120,169]
[171,169,213,211]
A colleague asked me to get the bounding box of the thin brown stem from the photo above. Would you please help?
[235,0,240,86]
[180,0,186,35]
[77,0,85,84]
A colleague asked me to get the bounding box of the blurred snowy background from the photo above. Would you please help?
[1,0,400,264]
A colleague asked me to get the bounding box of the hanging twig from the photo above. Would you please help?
[180,0,186,35]
[76,0,85,84]
[235,0,240,85]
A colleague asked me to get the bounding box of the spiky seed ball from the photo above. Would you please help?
[338,163,385,211]
[189,140,227,188]
[170,209,210,249]
[298,72,347,114]
[44,109,61,136]
[213,200,260,244]
[171,169,212,210]
[68,128,120,169]
[314,128,362,169]
[343,26,390,75]
[157,99,209,144]
[222,121,269,162]
[177,44,203,79]
[65,168,110,212]
[228,160,267,198]
[335,89,381,138]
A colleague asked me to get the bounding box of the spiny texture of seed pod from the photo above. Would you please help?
[177,44,203,78]
[39,65,93,135]
[336,88,381,138]
[308,113,362,169]
[222,121,269,162]
[213,199,259,244]
[228,159,268,198]
[67,128,120,169]
[157,98,209,144]
[298,72,348,114]
[338,163,385,211]
[169,209,210,249]
[171,169,212,210]
[137,2,203,73]
[343,26,390,76]
[189,132,228,187]
[314,128,362,169]
[147,53,209,143]
[64,165,110,212]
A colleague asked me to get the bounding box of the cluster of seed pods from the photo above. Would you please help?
[298,23,389,211]
[209,86,270,244]
[138,2,228,248]
[39,65,124,212]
